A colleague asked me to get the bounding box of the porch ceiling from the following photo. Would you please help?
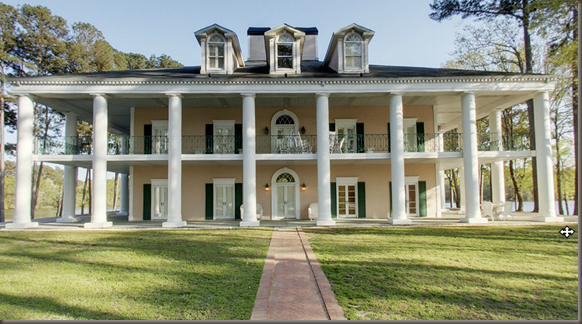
[31,90,538,135]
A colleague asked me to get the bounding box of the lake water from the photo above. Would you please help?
[446,201,577,215]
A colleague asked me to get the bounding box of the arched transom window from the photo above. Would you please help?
[344,33,362,70]
[277,33,294,69]
[276,173,295,183]
[208,33,225,70]
[275,115,295,125]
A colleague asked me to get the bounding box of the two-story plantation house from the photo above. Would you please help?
[7,23,563,229]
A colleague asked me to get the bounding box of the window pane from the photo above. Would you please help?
[345,43,361,56]
[278,33,294,42]
[346,57,362,69]
[287,187,295,216]
[277,186,285,216]
[278,57,293,68]
[215,187,223,217]
[225,186,234,216]
[278,44,292,56]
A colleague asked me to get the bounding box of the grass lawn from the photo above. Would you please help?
[304,225,578,320]
[0,229,272,320]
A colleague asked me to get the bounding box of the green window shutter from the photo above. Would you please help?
[357,182,366,218]
[331,182,337,218]
[144,124,152,154]
[205,124,213,154]
[143,184,151,220]
[419,181,427,217]
[416,122,425,152]
[387,123,391,153]
[329,123,335,132]
[205,183,213,220]
[356,123,365,153]
[389,181,392,217]
[235,183,243,220]
[235,124,243,154]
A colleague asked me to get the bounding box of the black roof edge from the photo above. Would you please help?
[247,26,318,35]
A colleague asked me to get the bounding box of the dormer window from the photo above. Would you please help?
[207,33,225,70]
[277,33,294,69]
[344,33,362,70]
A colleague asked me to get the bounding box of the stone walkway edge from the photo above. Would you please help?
[250,228,346,321]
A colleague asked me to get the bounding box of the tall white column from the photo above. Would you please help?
[460,93,487,223]
[85,94,112,228]
[533,92,563,222]
[58,112,78,223]
[489,109,506,205]
[459,167,465,213]
[316,93,335,226]
[437,168,446,217]
[128,166,134,221]
[163,94,187,227]
[388,93,411,224]
[241,93,260,227]
[118,174,129,216]
[8,95,38,228]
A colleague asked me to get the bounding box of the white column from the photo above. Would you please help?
[489,109,506,205]
[316,93,335,226]
[128,166,134,221]
[459,167,465,213]
[241,93,260,227]
[118,173,129,216]
[84,94,112,228]
[533,92,563,221]
[8,95,38,228]
[437,168,446,216]
[58,112,79,223]
[163,94,187,227]
[460,93,487,223]
[388,93,411,224]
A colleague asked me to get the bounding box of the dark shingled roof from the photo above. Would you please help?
[10,60,535,83]
[247,26,318,35]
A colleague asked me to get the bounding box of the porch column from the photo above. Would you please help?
[460,92,487,223]
[489,109,506,205]
[316,93,335,226]
[388,93,411,224]
[8,95,38,228]
[241,93,260,227]
[58,112,78,222]
[533,92,563,221]
[437,169,446,216]
[84,94,112,228]
[163,94,187,227]
[118,173,129,216]
[459,167,465,213]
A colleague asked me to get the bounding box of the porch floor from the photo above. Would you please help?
[1,211,576,230]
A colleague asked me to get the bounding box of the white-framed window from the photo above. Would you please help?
[207,33,225,70]
[335,119,357,153]
[344,33,362,70]
[336,177,359,218]
[151,179,168,219]
[213,178,235,219]
[213,120,235,154]
[276,32,294,69]
[403,118,417,152]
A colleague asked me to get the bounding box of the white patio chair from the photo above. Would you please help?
[308,203,318,221]
[481,201,494,222]
[240,203,263,221]
[501,201,514,220]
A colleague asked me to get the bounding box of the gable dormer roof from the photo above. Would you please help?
[194,24,245,72]
[323,23,374,73]
[264,24,306,74]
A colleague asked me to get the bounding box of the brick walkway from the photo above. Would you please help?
[251,228,346,320]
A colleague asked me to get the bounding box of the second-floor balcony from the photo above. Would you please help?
[35,132,531,156]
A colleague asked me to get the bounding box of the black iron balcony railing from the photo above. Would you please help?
[35,132,530,155]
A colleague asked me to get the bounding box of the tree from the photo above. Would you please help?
[430,0,541,212]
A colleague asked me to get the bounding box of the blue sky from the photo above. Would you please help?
[3,0,469,68]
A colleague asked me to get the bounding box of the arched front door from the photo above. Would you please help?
[271,168,300,220]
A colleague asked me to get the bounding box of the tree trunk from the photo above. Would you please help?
[0,62,5,223]
[509,160,524,211]
[112,173,119,212]
[572,3,579,216]
[81,169,89,215]
[31,162,44,219]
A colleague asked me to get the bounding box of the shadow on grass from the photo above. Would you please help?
[0,230,273,320]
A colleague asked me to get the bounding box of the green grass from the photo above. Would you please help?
[304,226,578,320]
[0,229,272,320]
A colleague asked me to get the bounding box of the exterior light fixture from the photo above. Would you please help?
[301,183,307,192]
[264,183,270,192]
[264,127,269,134]
[301,126,306,134]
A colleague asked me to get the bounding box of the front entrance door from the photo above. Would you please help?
[214,179,235,219]
[152,180,168,219]
[338,184,357,217]
[214,121,235,154]
[273,172,297,219]
[405,183,418,217]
